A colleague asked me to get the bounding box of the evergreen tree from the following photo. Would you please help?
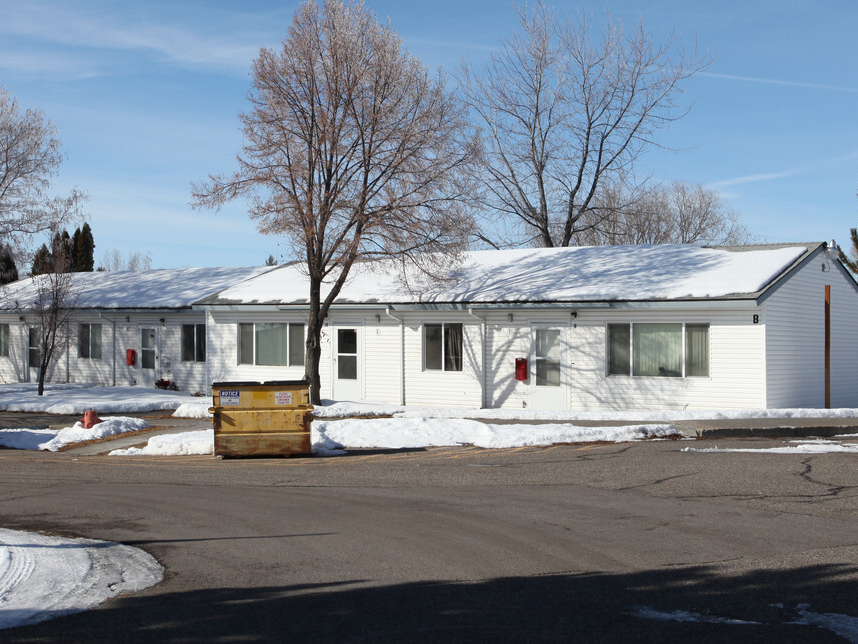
[264,254,278,266]
[72,223,95,271]
[31,243,52,275]
[0,245,18,284]
[839,229,858,273]
[51,229,73,272]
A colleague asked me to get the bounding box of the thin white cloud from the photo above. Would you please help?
[708,151,858,190]
[707,169,799,189]
[0,0,282,76]
[701,71,858,94]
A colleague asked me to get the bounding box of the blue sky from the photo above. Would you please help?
[1,0,856,268]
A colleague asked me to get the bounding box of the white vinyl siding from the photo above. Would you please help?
[570,309,765,411]
[763,252,858,408]
[403,315,482,408]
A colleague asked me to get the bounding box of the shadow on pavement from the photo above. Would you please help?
[6,563,855,642]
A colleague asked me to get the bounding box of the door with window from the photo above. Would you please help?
[332,326,361,401]
[139,326,158,387]
[530,325,567,410]
[28,327,41,383]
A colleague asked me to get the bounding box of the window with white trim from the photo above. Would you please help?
[0,324,8,357]
[28,327,40,368]
[238,323,304,366]
[78,323,102,360]
[424,323,463,372]
[608,323,709,378]
[182,324,206,362]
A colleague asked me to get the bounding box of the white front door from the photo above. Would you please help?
[139,326,158,387]
[332,326,361,401]
[530,326,567,410]
[28,327,41,383]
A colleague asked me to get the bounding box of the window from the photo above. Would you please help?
[78,323,102,360]
[182,324,206,362]
[28,327,40,369]
[0,324,8,357]
[238,323,304,366]
[607,323,709,378]
[424,323,463,371]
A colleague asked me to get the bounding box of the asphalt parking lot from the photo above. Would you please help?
[2,425,858,642]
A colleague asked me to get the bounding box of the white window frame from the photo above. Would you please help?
[182,323,206,363]
[238,322,305,367]
[606,322,710,378]
[78,323,102,360]
[423,322,464,372]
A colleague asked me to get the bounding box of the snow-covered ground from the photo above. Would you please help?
[2,383,858,633]
[0,528,162,630]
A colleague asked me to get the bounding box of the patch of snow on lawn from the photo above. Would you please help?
[0,528,162,631]
[0,428,56,450]
[0,383,200,415]
[109,430,214,456]
[682,439,858,455]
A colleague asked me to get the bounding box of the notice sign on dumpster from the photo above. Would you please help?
[275,391,293,406]
[220,390,241,406]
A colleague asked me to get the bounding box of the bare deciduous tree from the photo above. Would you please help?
[0,88,84,260]
[98,249,153,271]
[575,181,754,246]
[23,237,78,395]
[461,2,707,248]
[192,0,477,404]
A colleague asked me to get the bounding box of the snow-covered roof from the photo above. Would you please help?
[199,243,823,307]
[0,266,273,311]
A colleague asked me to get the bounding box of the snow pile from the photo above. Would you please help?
[0,528,163,631]
[105,419,682,457]
[38,417,149,452]
[0,417,149,451]
[109,430,214,456]
[0,428,56,450]
[312,418,680,455]
[173,400,214,418]
[683,438,858,455]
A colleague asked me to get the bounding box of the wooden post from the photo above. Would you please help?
[825,285,831,409]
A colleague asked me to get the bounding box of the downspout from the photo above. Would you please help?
[467,308,488,409]
[65,321,70,383]
[384,308,406,406]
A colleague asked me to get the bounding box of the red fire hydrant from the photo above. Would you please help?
[80,409,103,429]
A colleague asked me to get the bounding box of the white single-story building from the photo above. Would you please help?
[1,243,855,410]
[197,242,858,411]
[0,266,270,394]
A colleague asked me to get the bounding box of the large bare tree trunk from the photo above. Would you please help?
[193,0,477,402]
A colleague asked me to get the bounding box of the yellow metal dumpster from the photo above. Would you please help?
[209,380,313,457]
